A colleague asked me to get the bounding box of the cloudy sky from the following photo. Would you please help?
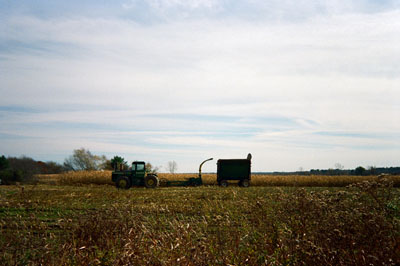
[1,0,399,172]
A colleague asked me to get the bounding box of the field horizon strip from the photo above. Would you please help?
[36,171,400,187]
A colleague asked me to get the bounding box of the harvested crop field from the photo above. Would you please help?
[40,171,400,187]
[1,174,399,265]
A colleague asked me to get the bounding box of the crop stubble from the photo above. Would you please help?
[0,175,399,265]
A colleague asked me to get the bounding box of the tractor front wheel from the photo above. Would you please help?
[116,176,131,189]
[144,175,159,188]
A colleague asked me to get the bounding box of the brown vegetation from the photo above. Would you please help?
[0,178,399,265]
[37,171,400,187]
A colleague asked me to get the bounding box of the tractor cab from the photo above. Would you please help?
[131,161,146,178]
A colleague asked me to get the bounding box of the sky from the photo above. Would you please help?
[0,0,399,172]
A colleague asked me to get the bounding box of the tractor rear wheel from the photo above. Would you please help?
[116,176,131,189]
[144,175,159,188]
[219,180,228,187]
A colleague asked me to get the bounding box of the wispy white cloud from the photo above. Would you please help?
[0,2,399,171]
[120,0,400,22]
[123,0,221,10]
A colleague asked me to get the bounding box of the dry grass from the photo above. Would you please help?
[250,174,400,187]
[1,179,399,265]
[40,170,114,185]
[37,171,400,187]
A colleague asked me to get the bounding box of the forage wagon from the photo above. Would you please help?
[217,153,252,187]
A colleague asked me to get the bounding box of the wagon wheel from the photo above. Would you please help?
[116,176,131,189]
[219,180,228,187]
[144,175,159,188]
[240,179,250,188]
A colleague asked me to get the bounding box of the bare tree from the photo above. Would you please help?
[334,163,344,170]
[167,161,178,174]
[64,148,107,171]
[145,162,160,174]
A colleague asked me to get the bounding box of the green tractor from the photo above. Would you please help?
[112,161,159,189]
[112,158,213,189]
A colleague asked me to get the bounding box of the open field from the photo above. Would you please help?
[38,171,400,187]
[1,177,399,265]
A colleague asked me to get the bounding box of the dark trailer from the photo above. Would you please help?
[217,154,252,187]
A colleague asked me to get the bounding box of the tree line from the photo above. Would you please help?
[0,155,64,185]
[0,148,112,185]
[257,166,400,176]
[0,148,169,185]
